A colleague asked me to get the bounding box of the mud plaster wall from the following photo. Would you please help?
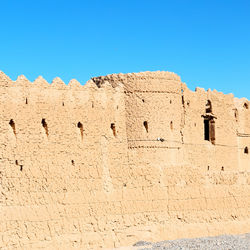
[0,71,249,249]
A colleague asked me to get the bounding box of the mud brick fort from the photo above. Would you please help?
[0,70,249,249]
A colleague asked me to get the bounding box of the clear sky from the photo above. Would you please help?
[0,0,249,99]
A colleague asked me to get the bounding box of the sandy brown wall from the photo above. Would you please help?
[0,71,249,249]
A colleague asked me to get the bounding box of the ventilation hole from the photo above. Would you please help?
[243,103,248,109]
[187,101,190,106]
[111,123,116,137]
[77,122,83,140]
[20,165,23,171]
[206,100,212,113]
[170,121,173,130]
[15,160,18,165]
[41,119,48,137]
[9,119,16,136]
[244,147,249,154]
[71,160,75,166]
[143,121,148,133]
[142,99,145,103]
[25,98,28,104]
[221,166,224,171]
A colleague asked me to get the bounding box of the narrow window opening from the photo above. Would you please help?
[25,98,28,104]
[9,119,16,136]
[41,119,48,137]
[15,160,18,165]
[71,160,75,166]
[207,166,210,171]
[111,123,116,137]
[206,100,212,113]
[221,166,224,171]
[243,103,249,109]
[77,122,83,140]
[143,121,148,133]
[62,102,64,106]
[244,147,249,154]
[170,100,172,104]
[20,165,23,171]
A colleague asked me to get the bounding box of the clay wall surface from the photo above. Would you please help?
[0,71,249,249]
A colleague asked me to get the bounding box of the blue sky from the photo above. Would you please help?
[0,0,249,98]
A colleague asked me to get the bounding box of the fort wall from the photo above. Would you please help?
[0,71,249,249]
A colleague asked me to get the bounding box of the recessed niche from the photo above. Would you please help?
[41,119,48,137]
[111,123,116,136]
[143,121,148,133]
[77,122,83,140]
[244,147,249,154]
[9,119,16,136]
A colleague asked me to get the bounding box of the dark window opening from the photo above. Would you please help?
[234,109,238,122]
[182,96,184,105]
[9,119,16,136]
[111,123,116,137]
[142,99,145,103]
[204,119,210,141]
[204,118,215,145]
[207,166,210,171]
[244,147,249,154]
[71,160,75,166]
[206,100,212,113]
[62,102,64,106]
[243,103,249,109]
[77,122,83,140]
[20,165,23,171]
[25,98,28,104]
[221,166,224,171]
[15,160,18,165]
[143,121,148,133]
[41,119,48,137]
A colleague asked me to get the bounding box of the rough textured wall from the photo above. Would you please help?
[0,71,249,249]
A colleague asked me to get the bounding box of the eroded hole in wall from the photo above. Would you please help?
[170,121,173,130]
[71,160,75,166]
[244,147,249,154]
[221,166,224,171]
[243,103,249,109]
[77,122,83,140]
[143,121,148,133]
[142,99,145,103]
[235,109,238,122]
[111,123,116,137]
[41,119,48,137]
[9,119,16,136]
